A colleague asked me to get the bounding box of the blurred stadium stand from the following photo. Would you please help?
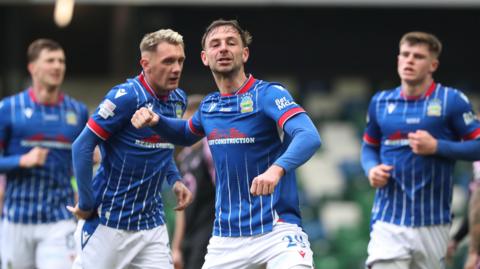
[1,2,479,268]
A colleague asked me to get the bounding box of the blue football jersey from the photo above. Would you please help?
[0,89,89,223]
[363,83,480,226]
[188,75,306,237]
[87,73,186,231]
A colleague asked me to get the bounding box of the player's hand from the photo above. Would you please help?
[172,248,184,269]
[131,107,160,129]
[66,204,94,220]
[172,181,193,211]
[368,164,393,188]
[250,164,284,196]
[446,240,458,266]
[19,146,49,168]
[408,130,437,155]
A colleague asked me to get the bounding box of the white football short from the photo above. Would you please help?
[366,221,449,269]
[1,219,76,269]
[202,222,314,269]
[73,218,172,269]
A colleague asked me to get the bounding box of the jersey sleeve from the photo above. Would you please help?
[87,86,137,140]
[363,93,382,146]
[449,90,480,141]
[0,98,11,154]
[165,155,181,186]
[261,83,305,129]
[187,103,205,137]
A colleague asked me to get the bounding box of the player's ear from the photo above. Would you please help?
[140,55,149,72]
[430,59,439,73]
[201,50,209,67]
[27,62,36,76]
[242,47,249,64]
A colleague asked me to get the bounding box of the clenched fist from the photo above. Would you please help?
[131,107,160,129]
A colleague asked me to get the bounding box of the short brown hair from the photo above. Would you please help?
[201,19,252,49]
[27,38,63,63]
[400,31,442,58]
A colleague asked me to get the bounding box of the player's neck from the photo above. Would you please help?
[214,72,248,95]
[401,77,434,97]
[144,74,170,97]
[31,83,61,104]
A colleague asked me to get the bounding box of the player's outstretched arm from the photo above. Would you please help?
[131,107,201,146]
[67,127,101,220]
[172,181,192,211]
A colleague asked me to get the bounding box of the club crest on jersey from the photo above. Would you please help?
[175,102,183,118]
[240,95,254,113]
[427,99,442,117]
[24,107,33,119]
[66,111,78,125]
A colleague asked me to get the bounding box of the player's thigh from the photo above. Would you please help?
[1,220,35,269]
[130,224,172,269]
[411,224,449,269]
[370,259,411,269]
[263,223,314,269]
[36,220,76,269]
[202,236,253,269]
[366,221,411,267]
[80,223,142,269]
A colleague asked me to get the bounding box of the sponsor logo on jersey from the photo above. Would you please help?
[175,102,183,118]
[43,114,59,121]
[66,111,78,125]
[240,95,254,113]
[207,128,255,145]
[275,96,295,110]
[99,99,116,119]
[463,111,477,125]
[24,107,33,119]
[406,117,420,124]
[427,99,442,117]
[135,134,174,149]
[384,131,409,146]
[21,134,72,149]
[387,103,396,114]
[114,88,127,99]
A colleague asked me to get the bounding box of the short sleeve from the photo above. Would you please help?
[87,86,137,140]
[363,93,382,146]
[448,90,480,141]
[261,83,305,129]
